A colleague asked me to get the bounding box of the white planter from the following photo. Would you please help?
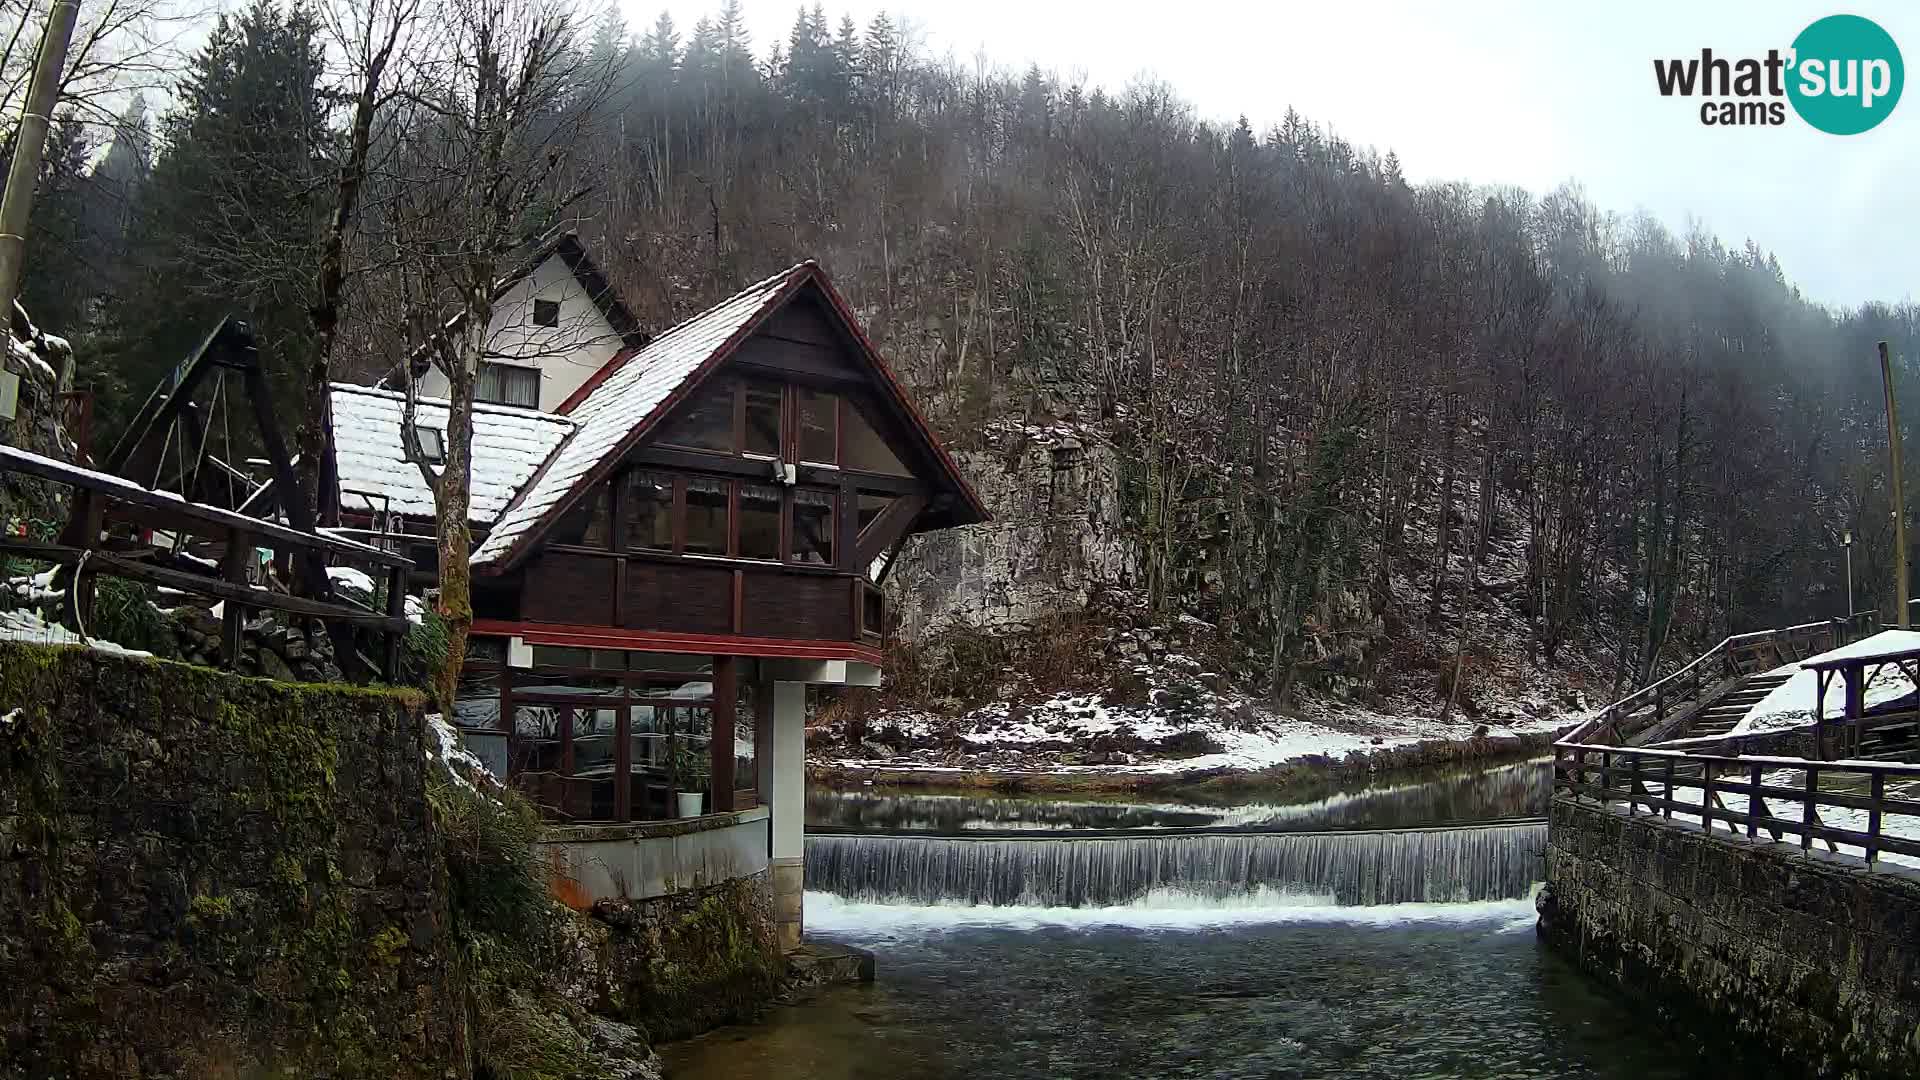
[677,791,705,818]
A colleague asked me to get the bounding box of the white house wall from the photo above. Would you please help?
[416,255,624,412]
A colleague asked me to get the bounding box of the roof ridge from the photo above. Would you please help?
[591,262,813,387]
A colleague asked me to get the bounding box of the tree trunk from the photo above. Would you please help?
[432,302,484,713]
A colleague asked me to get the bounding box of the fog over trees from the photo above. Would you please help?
[14,0,1920,702]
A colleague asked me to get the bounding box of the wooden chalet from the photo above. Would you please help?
[327,247,985,943]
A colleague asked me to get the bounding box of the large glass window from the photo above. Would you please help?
[738,484,782,560]
[797,387,837,463]
[658,379,736,451]
[623,470,673,552]
[791,489,835,565]
[744,379,783,456]
[684,478,730,555]
[843,400,911,476]
[551,485,610,546]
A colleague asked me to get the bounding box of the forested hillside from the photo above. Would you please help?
[19,0,1920,722]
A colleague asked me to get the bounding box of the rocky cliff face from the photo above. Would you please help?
[891,418,1134,640]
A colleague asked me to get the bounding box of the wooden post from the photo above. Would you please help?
[1628,756,1641,815]
[67,491,102,626]
[614,698,632,823]
[711,655,736,813]
[755,674,776,829]
[1664,757,1676,819]
[1867,770,1885,868]
[1802,766,1819,852]
[1701,759,1715,833]
[1748,763,1763,838]
[381,563,406,682]
[1882,341,1910,627]
[220,529,250,666]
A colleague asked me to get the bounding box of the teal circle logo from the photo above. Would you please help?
[1788,14,1904,135]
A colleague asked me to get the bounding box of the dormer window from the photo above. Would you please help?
[416,425,446,464]
[476,361,539,408]
[532,298,560,327]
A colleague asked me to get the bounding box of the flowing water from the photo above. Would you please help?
[806,821,1544,906]
[665,758,1728,1079]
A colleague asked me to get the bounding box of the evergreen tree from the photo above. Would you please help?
[99,0,328,444]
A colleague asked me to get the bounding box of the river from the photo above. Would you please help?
[665,758,1729,1079]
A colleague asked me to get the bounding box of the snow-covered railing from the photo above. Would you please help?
[1554,743,1920,869]
[1569,614,1880,747]
[0,443,415,680]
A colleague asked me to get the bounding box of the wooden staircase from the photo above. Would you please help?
[1679,668,1799,740]
[1569,613,1881,748]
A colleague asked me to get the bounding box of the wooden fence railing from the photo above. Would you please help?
[0,443,413,679]
[1553,742,1920,867]
[1568,613,1882,746]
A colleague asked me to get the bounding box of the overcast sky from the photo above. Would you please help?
[628,0,1917,310]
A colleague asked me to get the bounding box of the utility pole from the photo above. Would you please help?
[0,0,83,344]
[1881,341,1910,628]
[1843,529,1854,618]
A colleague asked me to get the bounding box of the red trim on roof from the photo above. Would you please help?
[554,342,642,416]
[472,618,884,665]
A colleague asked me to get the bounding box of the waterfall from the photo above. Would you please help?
[805,822,1545,907]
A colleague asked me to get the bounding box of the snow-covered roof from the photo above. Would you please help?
[1801,629,1920,670]
[471,262,812,567]
[329,383,575,522]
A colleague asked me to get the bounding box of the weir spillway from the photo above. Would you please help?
[805,819,1546,907]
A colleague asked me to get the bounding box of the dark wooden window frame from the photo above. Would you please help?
[463,655,748,823]
[553,465,844,570]
[655,376,930,484]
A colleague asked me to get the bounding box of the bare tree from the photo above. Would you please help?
[295,0,425,525]
[376,0,613,708]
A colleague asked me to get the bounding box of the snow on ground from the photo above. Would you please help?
[4,567,63,605]
[831,687,1567,776]
[0,608,152,658]
[327,566,377,594]
[426,712,499,792]
[1638,765,1920,872]
[1734,630,1920,736]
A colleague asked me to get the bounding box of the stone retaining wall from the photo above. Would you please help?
[1540,795,1920,1080]
[0,641,455,1078]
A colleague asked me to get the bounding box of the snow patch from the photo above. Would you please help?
[0,608,152,658]
[426,711,498,793]
[327,566,377,594]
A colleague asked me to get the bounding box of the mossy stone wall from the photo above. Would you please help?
[1541,795,1920,1080]
[592,874,785,1043]
[0,641,460,1078]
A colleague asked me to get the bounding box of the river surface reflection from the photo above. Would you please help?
[806,757,1550,834]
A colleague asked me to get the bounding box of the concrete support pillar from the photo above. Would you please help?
[769,680,806,950]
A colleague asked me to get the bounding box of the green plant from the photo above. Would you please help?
[90,575,175,655]
[672,741,710,790]
[402,607,450,690]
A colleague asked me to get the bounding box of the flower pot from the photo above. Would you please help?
[677,791,705,818]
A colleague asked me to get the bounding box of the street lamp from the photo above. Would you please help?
[1843,530,1854,618]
